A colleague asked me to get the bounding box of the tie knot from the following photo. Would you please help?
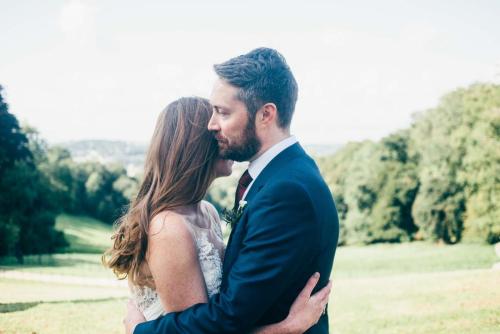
[238,169,253,188]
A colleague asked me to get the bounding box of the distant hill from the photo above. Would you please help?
[304,144,343,157]
[58,140,342,175]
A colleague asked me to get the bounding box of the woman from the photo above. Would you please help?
[103,97,331,333]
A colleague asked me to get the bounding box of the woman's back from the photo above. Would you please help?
[130,201,225,320]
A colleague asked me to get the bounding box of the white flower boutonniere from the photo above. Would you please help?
[223,200,247,230]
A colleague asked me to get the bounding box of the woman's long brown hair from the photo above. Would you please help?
[102,97,218,286]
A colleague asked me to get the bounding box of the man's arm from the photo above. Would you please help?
[134,181,319,334]
[126,274,333,334]
[252,273,332,334]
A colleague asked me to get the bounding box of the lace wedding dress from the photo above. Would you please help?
[129,204,225,321]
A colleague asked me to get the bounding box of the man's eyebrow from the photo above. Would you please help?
[213,105,229,112]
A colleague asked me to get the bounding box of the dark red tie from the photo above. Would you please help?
[234,169,253,209]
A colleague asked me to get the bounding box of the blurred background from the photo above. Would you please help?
[1,0,499,333]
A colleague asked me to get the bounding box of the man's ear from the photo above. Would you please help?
[256,103,278,127]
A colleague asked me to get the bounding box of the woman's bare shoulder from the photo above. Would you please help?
[148,210,193,242]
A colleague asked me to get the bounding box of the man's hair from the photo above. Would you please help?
[213,47,298,129]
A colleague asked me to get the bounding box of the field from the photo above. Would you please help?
[0,214,499,333]
[329,243,500,333]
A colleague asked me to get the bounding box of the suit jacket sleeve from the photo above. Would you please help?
[134,181,319,334]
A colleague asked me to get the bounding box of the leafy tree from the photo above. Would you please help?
[318,83,499,245]
[318,134,418,245]
[410,83,500,243]
[0,85,31,175]
[0,87,67,261]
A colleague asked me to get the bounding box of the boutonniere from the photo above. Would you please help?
[222,200,247,230]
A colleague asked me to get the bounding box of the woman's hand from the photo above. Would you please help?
[284,273,332,334]
[124,299,146,334]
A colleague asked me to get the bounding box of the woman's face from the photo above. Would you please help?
[214,159,234,178]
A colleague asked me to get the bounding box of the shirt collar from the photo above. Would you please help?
[248,135,298,180]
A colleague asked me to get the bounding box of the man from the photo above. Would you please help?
[128,47,339,333]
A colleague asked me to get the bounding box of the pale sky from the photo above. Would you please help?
[1,0,499,145]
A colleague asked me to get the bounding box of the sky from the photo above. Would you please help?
[1,0,499,145]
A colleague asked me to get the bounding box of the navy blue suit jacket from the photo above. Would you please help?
[135,143,339,334]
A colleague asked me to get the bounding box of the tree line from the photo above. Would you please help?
[0,85,139,261]
[317,83,499,245]
[1,83,498,261]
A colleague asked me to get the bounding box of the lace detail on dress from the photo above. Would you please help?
[213,216,224,240]
[196,231,223,297]
[131,284,159,312]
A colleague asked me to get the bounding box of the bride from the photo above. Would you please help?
[103,97,331,333]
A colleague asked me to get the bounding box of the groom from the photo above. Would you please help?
[129,48,339,333]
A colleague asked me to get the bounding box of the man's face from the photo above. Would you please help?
[208,79,261,162]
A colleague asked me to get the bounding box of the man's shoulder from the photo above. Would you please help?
[266,156,332,202]
[250,146,330,203]
[274,155,323,185]
[256,171,320,204]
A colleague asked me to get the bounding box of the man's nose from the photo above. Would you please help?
[208,113,220,131]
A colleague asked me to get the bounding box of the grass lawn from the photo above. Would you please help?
[0,213,126,333]
[0,253,116,279]
[330,268,500,333]
[0,214,115,278]
[0,291,126,334]
[0,278,127,304]
[328,243,500,333]
[3,269,498,334]
[332,242,498,277]
[0,214,499,333]
[54,214,114,253]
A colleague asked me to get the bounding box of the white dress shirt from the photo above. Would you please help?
[242,135,298,200]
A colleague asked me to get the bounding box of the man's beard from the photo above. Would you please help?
[218,119,261,162]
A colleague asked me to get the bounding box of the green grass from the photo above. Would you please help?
[330,267,500,333]
[0,278,127,304]
[0,293,126,334]
[0,277,128,334]
[1,215,499,333]
[327,242,500,333]
[3,268,496,334]
[55,214,114,253]
[332,242,497,278]
[0,253,117,278]
[0,214,118,279]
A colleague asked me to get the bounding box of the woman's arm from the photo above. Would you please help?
[147,212,208,312]
[252,273,333,334]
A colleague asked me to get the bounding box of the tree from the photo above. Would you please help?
[410,83,500,243]
[0,87,67,261]
[317,133,419,245]
[0,85,31,175]
[0,85,32,257]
